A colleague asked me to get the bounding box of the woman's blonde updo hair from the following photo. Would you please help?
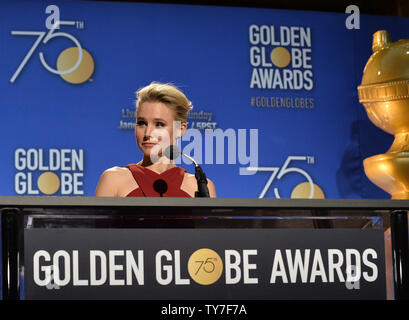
[136,82,193,123]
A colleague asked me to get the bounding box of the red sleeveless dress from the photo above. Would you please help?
[125,164,192,197]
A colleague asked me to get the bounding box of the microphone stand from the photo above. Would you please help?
[164,145,210,198]
[181,153,210,198]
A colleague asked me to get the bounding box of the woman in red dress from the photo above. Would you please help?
[95,82,216,198]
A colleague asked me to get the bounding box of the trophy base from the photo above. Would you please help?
[363,152,409,199]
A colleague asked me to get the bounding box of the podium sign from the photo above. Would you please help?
[24,228,386,300]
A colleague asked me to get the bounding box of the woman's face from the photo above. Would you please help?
[135,101,185,161]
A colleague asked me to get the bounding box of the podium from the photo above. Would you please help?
[1,197,408,300]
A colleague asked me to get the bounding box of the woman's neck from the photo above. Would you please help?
[138,157,176,173]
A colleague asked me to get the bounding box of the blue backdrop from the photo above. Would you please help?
[1,0,407,199]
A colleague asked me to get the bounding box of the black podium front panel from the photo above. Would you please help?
[24,228,385,299]
[1,197,407,300]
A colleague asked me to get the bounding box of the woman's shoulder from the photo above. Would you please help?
[101,166,131,178]
[95,166,135,197]
[183,172,215,184]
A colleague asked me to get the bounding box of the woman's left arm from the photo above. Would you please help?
[207,178,217,198]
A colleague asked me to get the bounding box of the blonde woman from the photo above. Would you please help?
[95,82,216,197]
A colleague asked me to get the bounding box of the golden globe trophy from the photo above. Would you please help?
[358,30,409,200]
[358,30,409,301]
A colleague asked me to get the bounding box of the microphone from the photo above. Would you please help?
[164,145,181,161]
[153,179,168,197]
[164,145,210,198]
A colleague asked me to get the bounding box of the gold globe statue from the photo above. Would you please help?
[358,30,409,199]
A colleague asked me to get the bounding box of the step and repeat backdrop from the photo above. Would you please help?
[1,0,407,199]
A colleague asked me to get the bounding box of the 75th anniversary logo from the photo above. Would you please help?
[10,6,94,84]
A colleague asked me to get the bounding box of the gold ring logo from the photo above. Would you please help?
[187,248,223,285]
[57,47,94,84]
[37,171,60,195]
[270,46,291,68]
